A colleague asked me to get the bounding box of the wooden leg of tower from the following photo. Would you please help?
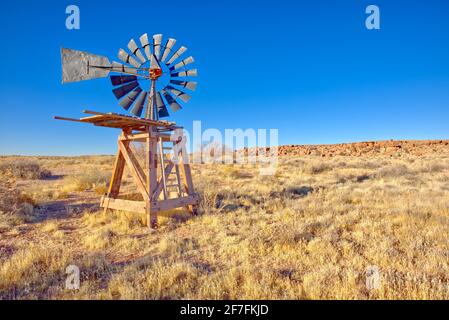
[178,145,199,216]
[103,130,129,214]
[146,131,159,229]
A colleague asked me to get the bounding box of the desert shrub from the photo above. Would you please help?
[27,189,70,204]
[220,165,253,179]
[198,189,222,212]
[0,183,36,225]
[301,162,331,174]
[0,160,51,180]
[62,170,111,194]
[344,160,382,170]
[83,228,118,250]
[283,158,305,166]
[413,162,447,174]
[376,164,411,179]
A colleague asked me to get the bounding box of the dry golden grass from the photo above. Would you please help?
[61,170,111,195]
[0,153,448,299]
[0,159,51,180]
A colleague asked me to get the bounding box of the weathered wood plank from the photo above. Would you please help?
[153,195,199,212]
[81,110,176,128]
[118,140,149,201]
[121,132,150,141]
[107,137,128,198]
[147,128,159,228]
[101,197,145,214]
[100,195,199,215]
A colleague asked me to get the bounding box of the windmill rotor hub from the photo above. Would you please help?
[150,68,163,80]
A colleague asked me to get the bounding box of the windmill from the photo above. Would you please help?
[56,33,200,229]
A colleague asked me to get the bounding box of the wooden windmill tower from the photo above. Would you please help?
[56,33,199,229]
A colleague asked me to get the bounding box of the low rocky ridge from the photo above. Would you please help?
[243,140,449,157]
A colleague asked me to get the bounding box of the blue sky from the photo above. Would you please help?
[0,0,448,155]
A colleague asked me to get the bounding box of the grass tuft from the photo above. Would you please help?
[62,170,111,194]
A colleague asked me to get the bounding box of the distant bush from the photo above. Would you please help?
[415,162,447,174]
[62,170,110,195]
[376,164,410,178]
[0,160,51,180]
[301,162,331,175]
[220,165,253,179]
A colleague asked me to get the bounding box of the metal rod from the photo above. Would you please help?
[53,116,84,123]
[90,65,151,80]
[149,80,156,121]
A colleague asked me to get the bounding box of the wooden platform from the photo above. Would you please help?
[54,109,199,229]
[54,110,180,132]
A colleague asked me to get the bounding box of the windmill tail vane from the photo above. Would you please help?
[61,33,198,121]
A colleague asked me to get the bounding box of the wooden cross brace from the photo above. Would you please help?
[101,127,199,229]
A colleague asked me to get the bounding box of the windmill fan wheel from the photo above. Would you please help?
[110,33,198,120]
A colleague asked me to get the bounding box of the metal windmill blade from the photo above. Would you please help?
[61,48,111,83]
[119,87,142,110]
[127,39,147,64]
[150,54,162,70]
[129,91,148,117]
[165,46,187,66]
[161,89,182,112]
[160,38,177,62]
[118,48,141,68]
[112,81,139,99]
[139,33,152,60]
[170,80,197,91]
[155,92,169,118]
[153,34,163,60]
[111,62,139,75]
[110,75,137,86]
[165,85,191,103]
[169,56,194,71]
[171,69,198,78]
